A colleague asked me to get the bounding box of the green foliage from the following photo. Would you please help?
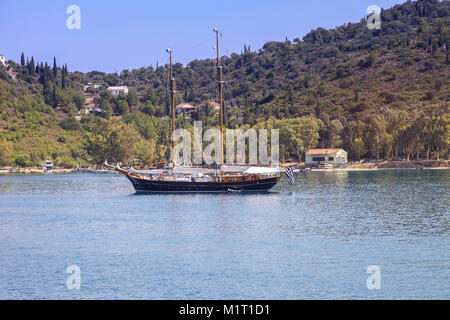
[276,116,320,161]
[1,0,449,167]
[116,99,129,115]
[85,119,139,164]
[60,117,81,131]
[0,139,13,166]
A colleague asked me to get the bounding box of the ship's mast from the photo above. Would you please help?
[167,48,176,168]
[213,27,224,167]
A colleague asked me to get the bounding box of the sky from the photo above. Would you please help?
[0,0,406,73]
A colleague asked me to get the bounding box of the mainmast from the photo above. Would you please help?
[166,48,176,168]
[213,27,224,166]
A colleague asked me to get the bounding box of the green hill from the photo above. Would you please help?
[0,0,448,167]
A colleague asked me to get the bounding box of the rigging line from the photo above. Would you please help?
[176,36,217,56]
[177,35,228,67]
[174,53,218,66]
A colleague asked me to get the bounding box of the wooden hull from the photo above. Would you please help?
[126,175,280,193]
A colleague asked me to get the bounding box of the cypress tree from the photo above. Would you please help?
[20,52,25,66]
[29,57,35,74]
[64,63,68,88]
[52,84,57,108]
[446,39,449,65]
[53,57,57,80]
[61,65,66,89]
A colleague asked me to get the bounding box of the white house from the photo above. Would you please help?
[108,86,129,96]
[305,148,348,166]
[83,82,103,92]
[0,54,5,65]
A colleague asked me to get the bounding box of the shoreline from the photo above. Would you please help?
[286,160,449,172]
[310,166,449,172]
[1,161,448,175]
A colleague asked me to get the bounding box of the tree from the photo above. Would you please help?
[446,39,449,65]
[142,86,158,105]
[117,99,129,115]
[61,65,66,89]
[127,88,138,109]
[99,89,114,105]
[52,84,58,108]
[60,116,81,131]
[85,120,139,164]
[106,121,138,163]
[424,114,449,160]
[103,100,113,119]
[142,101,156,116]
[366,115,392,161]
[72,91,85,110]
[397,117,421,161]
[385,109,408,159]
[0,139,13,166]
[276,116,319,162]
[346,120,366,159]
[20,52,25,66]
[29,56,35,75]
[135,139,156,165]
[352,138,365,161]
[328,119,343,147]
[53,57,57,81]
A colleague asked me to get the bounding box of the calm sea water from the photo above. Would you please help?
[0,170,448,299]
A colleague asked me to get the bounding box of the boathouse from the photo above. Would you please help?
[305,148,348,166]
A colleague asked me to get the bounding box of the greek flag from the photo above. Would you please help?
[285,167,295,186]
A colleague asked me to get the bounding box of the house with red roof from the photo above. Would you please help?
[175,103,196,114]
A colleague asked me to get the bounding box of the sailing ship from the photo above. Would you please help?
[105,28,281,193]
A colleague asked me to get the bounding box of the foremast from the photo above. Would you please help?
[213,27,224,168]
[166,48,176,169]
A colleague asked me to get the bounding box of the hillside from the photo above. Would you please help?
[0,0,448,167]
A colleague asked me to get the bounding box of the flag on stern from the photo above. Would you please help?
[285,166,295,186]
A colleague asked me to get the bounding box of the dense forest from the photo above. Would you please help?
[0,0,448,167]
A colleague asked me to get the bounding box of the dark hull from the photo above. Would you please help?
[127,175,280,193]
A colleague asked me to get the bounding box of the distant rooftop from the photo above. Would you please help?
[208,101,220,110]
[108,86,128,90]
[306,148,344,155]
[176,103,196,109]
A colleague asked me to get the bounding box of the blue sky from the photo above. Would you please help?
[0,0,406,73]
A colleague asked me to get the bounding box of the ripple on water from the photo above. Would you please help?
[0,170,449,299]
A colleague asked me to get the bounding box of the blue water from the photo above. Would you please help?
[0,170,448,299]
